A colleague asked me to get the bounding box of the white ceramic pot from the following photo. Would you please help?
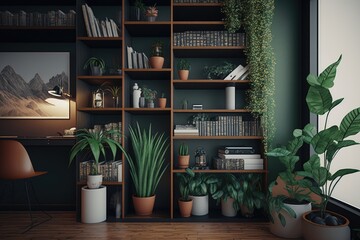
[221,198,237,217]
[270,201,312,238]
[190,195,208,216]
[81,186,106,223]
[87,174,103,189]
[302,210,350,240]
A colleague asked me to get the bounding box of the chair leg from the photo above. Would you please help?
[21,180,51,234]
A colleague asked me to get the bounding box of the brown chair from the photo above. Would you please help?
[0,140,51,233]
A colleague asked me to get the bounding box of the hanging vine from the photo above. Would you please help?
[240,0,276,150]
[221,0,241,33]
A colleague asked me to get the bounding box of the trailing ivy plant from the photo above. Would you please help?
[240,0,276,150]
[221,0,241,33]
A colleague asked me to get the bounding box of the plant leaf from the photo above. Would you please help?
[311,126,340,154]
[317,54,342,88]
[306,73,319,86]
[329,168,360,181]
[306,85,332,115]
[339,107,360,139]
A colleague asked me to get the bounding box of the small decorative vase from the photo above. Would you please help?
[134,7,142,21]
[113,96,119,108]
[158,98,166,108]
[146,16,156,22]
[178,70,189,80]
[139,97,146,108]
[147,100,155,108]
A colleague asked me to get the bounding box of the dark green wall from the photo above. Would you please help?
[269,0,305,182]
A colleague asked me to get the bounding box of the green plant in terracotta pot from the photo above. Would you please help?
[149,40,164,69]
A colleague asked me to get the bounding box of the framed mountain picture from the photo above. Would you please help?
[0,52,70,119]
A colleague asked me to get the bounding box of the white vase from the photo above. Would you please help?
[221,198,237,217]
[87,174,103,189]
[270,202,312,238]
[81,186,106,223]
[133,87,141,108]
[190,195,208,216]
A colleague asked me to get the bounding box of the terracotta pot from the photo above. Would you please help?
[178,199,193,217]
[302,210,350,240]
[221,198,237,217]
[132,195,156,216]
[178,155,190,169]
[150,56,164,69]
[270,201,312,238]
[158,98,167,108]
[178,70,189,80]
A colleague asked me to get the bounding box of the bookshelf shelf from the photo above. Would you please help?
[173,46,245,58]
[173,109,251,113]
[173,136,263,140]
[172,80,250,89]
[172,169,267,174]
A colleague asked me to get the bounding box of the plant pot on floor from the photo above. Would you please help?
[178,155,190,169]
[150,56,164,69]
[190,195,208,216]
[132,195,156,216]
[302,210,350,240]
[270,201,312,239]
[87,174,103,189]
[81,186,106,223]
[221,198,237,217]
[178,70,189,80]
[178,199,193,217]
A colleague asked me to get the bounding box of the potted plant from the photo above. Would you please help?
[83,57,105,76]
[293,55,360,240]
[178,142,190,169]
[149,40,164,69]
[188,172,218,216]
[142,87,157,108]
[176,168,195,217]
[145,4,158,22]
[69,128,125,189]
[103,84,121,108]
[127,123,169,215]
[237,173,265,218]
[177,59,190,80]
[158,92,166,108]
[203,61,235,79]
[211,173,241,217]
[133,0,145,21]
[221,0,241,33]
[265,134,316,238]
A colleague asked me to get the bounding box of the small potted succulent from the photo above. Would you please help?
[178,142,190,169]
[83,57,105,76]
[158,92,167,108]
[177,59,191,80]
[142,87,157,108]
[145,4,158,22]
[149,40,164,69]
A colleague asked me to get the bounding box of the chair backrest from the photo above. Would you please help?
[0,140,36,180]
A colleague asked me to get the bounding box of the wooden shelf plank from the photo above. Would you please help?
[173,136,263,140]
[173,46,245,58]
[173,109,251,113]
[172,169,267,174]
[124,108,172,115]
[173,80,250,89]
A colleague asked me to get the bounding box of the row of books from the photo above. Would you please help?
[0,10,76,27]
[173,31,245,47]
[79,160,122,182]
[174,0,221,3]
[81,4,120,37]
[189,116,262,136]
[214,149,264,170]
[174,125,199,136]
[126,46,150,69]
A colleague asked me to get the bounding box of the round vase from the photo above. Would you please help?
[132,195,156,216]
[270,201,312,238]
[302,210,350,240]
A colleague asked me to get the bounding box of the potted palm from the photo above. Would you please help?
[211,173,241,217]
[69,128,125,189]
[83,57,105,76]
[176,168,195,217]
[178,142,190,169]
[266,134,316,238]
[294,55,360,240]
[177,59,190,80]
[103,84,121,108]
[142,87,157,108]
[127,123,169,216]
[149,40,164,69]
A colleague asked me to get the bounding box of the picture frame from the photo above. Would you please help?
[0,52,70,119]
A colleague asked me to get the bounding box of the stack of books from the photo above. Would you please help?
[174,125,199,136]
[126,46,150,69]
[173,31,245,47]
[224,64,250,80]
[79,160,122,182]
[81,4,120,37]
[213,146,263,170]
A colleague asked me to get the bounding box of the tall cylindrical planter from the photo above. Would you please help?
[225,83,235,109]
[190,195,208,216]
[81,186,106,223]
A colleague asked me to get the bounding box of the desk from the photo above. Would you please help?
[0,136,76,146]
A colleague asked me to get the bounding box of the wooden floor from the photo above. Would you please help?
[0,211,295,240]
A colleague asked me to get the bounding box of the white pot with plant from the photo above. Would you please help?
[83,57,105,76]
[177,59,190,80]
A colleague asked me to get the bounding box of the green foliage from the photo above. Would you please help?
[177,59,191,70]
[69,129,125,175]
[241,0,276,150]
[142,87,157,101]
[179,142,189,156]
[83,57,105,70]
[237,174,265,213]
[127,123,169,197]
[211,173,241,212]
[221,0,241,33]
[203,61,235,79]
[176,168,195,201]
[134,0,145,11]
[187,172,219,196]
[295,55,360,217]
[151,40,164,56]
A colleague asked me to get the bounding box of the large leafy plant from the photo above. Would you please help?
[176,168,195,201]
[237,173,265,214]
[69,129,124,175]
[127,123,169,198]
[188,172,218,197]
[212,173,241,212]
[296,55,360,217]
